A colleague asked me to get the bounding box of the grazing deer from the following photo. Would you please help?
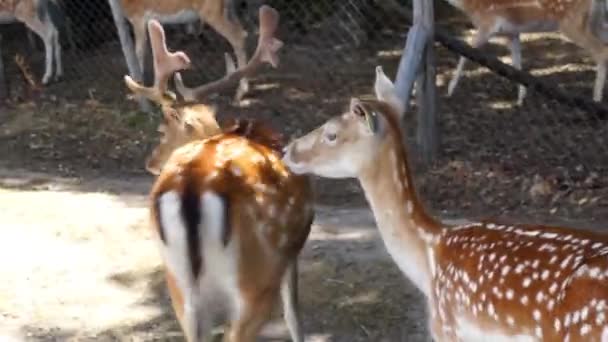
[0,0,64,84]
[283,65,608,340]
[443,0,608,104]
[119,0,251,100]
[125,7,313,342]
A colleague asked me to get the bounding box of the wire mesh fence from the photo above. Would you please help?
[1,0,608,228]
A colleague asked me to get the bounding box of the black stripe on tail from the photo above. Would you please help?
[181,181,203,279]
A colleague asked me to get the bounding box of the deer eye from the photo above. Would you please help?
[325,132,337,142]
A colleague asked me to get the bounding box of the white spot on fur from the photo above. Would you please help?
[541,270,550,280]
[549,283,557,294]
[533,309,541,321]
[581,324,591,336]
[536,291,544,303]
[535,326,542,338]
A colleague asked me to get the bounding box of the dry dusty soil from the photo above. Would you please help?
[0,167,434,342]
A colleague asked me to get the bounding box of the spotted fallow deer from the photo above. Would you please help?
[443,0,608,104]
[124,7,314,342]
[283,65,608,341]
[119,0,251,100]
[0,0,64,84]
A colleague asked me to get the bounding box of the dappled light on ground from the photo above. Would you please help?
[0,170,427,341]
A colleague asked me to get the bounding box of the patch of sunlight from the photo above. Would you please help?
[253,82,280,91]
[307,334,333,342]
[338,291,380,308]
[530,63,595,77]
[437,64,493,83]
[0,188,162,333]
[377,49,403,58]
[310,225,376,241]
[522,32,566,42]
[457,29,565,44]
[0,326,25,342]
[488,100,515,110]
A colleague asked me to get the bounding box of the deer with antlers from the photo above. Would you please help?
[119,0,251,100]
[125,6,314,341]
[0,0,64,85]
[282,66,608,340]
[443,0,608,104]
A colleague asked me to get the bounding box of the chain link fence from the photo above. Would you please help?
[1,0,608,228]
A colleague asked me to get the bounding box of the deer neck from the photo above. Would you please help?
[358,137,442,297]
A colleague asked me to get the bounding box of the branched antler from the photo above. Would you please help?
[123,20,191,109]
[175,5,284,102]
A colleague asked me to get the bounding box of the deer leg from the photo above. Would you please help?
[132,19,148,76]
[21,19,54,85]
[225,289,276,342]
[41,28,56,84]
[52,27,62,81]
[280,259,303,342]
[594,60,606,102]
[165,271,187,332]
[507,34,526,105]
[203,13,249,101]
[447,29,491,97]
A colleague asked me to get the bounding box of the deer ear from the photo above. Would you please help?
[374,66,405,116]
[350,98,380,134]
[162,108,181,124]
[184,122,195,135]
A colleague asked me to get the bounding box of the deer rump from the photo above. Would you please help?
[151,118,306,326]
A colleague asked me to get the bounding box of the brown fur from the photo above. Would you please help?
[149,132,313,341]
[220,118,287,153]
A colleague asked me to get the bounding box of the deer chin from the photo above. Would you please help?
[282,151,357,179]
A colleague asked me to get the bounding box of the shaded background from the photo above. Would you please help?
[1,1,608,340]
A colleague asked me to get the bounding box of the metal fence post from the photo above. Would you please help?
[392,0,438,166]
[106,0,152,112]
[414,0,438,166]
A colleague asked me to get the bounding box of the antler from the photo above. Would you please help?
[124,20,192,108]
[175,5,284,102]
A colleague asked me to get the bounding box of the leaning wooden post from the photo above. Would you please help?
[414,0,438,166]
[106,0,152,112]
[393,0,438,167]
[0,35,7,101]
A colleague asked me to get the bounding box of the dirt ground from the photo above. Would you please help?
[0,167,431,342]
[2,3,608,341]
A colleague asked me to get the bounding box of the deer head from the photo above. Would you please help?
[123,6,284,175]
[282,66,405,178]
[145,104,221,175]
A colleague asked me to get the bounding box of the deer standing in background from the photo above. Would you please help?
[119,0,251,101]
[282,66,608,340]
[443,0,608,104]
[125,7,313,341]
[0,0,64,84]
